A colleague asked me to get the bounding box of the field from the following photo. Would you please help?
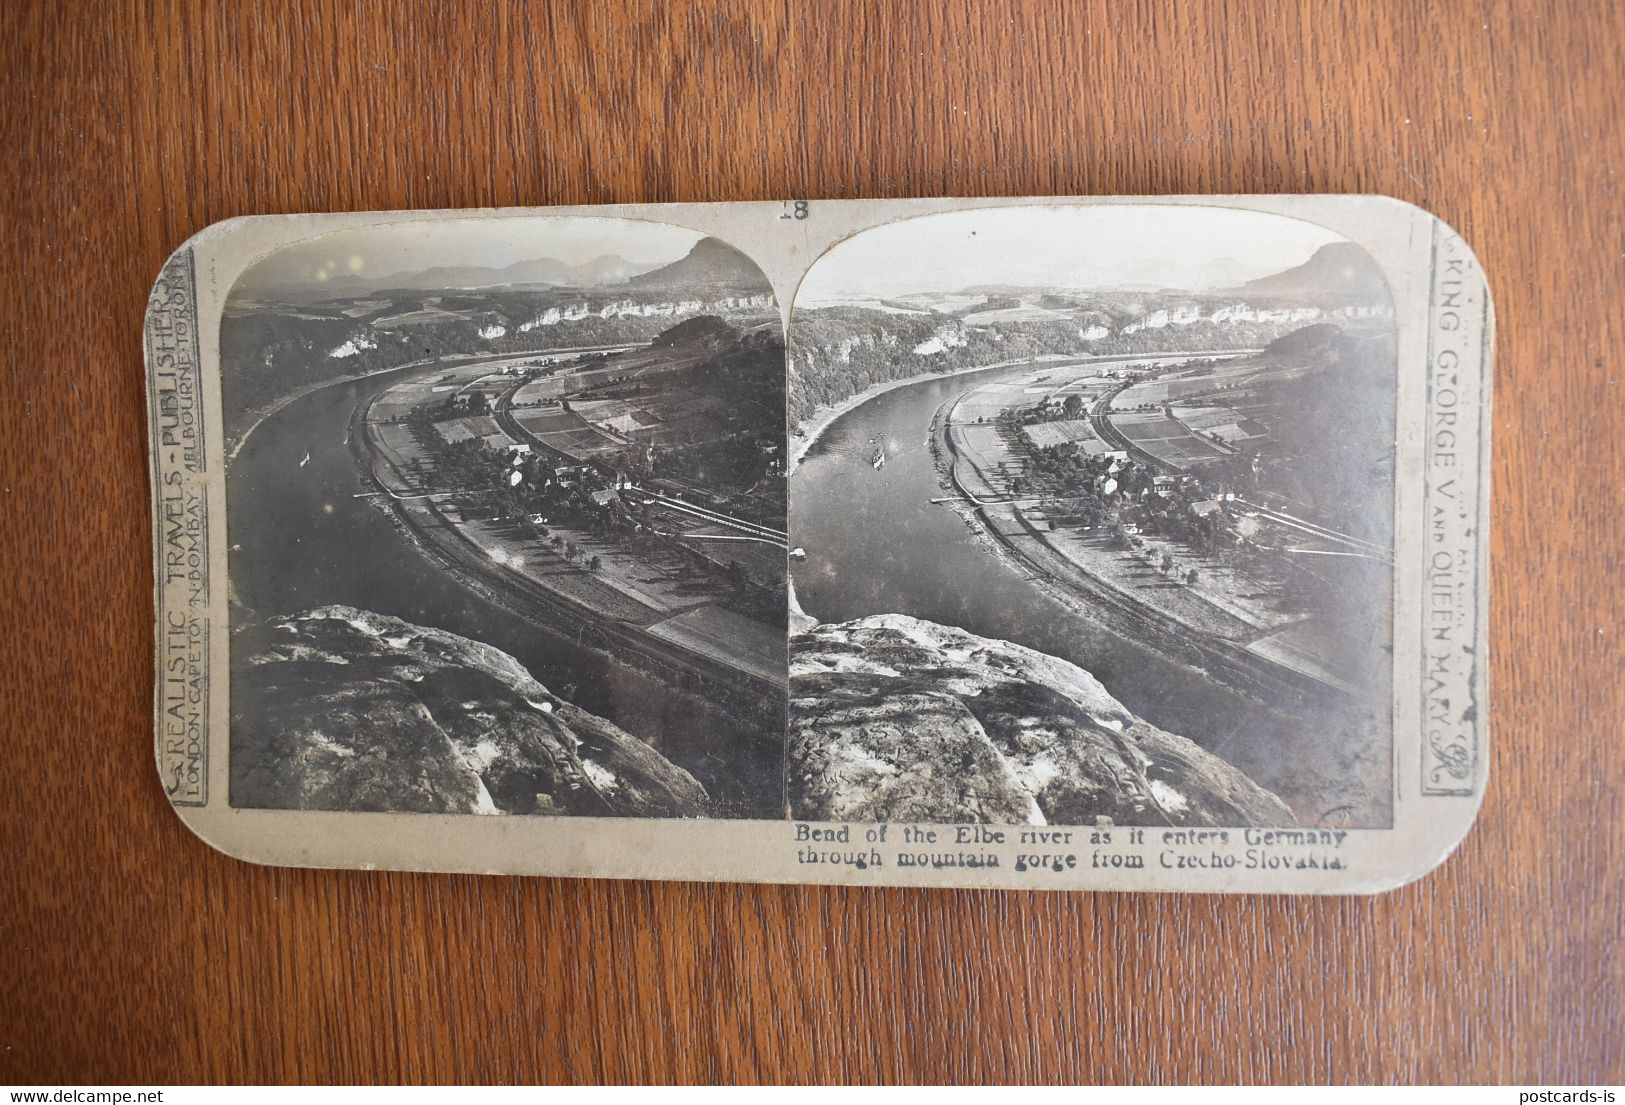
[1108,411,1232,468]
[1021,419,1101,450]
[1114,376,1224,406]
[511,409,621,460]
[1169,404,1266,445]
[438,414,504,445]
[372,303,468,329]
[961,303,1073,324]
[369,377,446,420]
[457,373,517,400]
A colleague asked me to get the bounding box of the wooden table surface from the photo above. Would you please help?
[2,0,1620,1085]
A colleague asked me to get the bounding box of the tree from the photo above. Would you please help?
[1186,568,1200,585]
[1062,393,1085,419]
[587,555,602,571]
[1161,553,1174,573]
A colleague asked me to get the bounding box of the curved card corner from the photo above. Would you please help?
[143,216,266,323]
[1364,798,1488,895]
[154,800,273,870]
[1357,193,1498,341]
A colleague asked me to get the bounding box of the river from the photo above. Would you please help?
[227,361,780,815]
[789,361,1380,823]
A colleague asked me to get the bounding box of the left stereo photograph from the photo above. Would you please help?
[208,216,788,823]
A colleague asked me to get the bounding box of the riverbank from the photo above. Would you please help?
[788,347,1278,473]
[788,354,1096,472]
[227,358,435,464]
[226,343,644,464]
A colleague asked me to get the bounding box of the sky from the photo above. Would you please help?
[234,216,706,290]
[794,204,1347,305]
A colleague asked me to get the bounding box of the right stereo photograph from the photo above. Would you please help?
[787,204,1397,832]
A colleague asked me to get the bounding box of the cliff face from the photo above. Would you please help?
[790,615,1293,827]
[230,606,709,818]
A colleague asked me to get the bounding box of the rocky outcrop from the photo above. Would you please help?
[231,606,709,817]
[1233,241,1390,303]
[630,236,770,290]
[790,615,1293,827]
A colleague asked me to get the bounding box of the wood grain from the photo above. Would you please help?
[1,0,1620,1085]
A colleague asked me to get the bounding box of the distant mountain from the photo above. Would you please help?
[629,237,768,289]
[384,257,576,290]
[1090,255,1281,292]
[261,253,667,299]
[1230,242,1390,303]
[570,254,654,284]
[958,283,1044,298]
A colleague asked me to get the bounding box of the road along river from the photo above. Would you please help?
[790,357,1391,826]
[227,358,782,816]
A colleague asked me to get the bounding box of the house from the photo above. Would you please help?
[554,465,590,488]
[1075,441,1128,461]
[1191,499,1224,518]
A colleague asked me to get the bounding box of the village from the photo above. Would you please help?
[937,344,1392,697]
[358,322,788,691]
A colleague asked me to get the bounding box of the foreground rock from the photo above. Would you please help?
[231,606,709,817]
[790,615,1293,827]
